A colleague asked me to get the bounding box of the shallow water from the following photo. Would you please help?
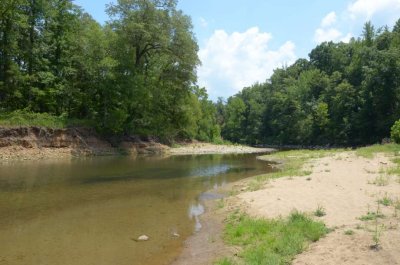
[0,154,273,265]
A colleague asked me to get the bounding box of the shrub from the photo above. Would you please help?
[391,120,400,144]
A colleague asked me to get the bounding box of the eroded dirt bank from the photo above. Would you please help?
[0,126,168,160]
[0,127,273,161]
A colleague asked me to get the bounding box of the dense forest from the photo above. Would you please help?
[220,20,400,146]
[1,0,400,146]
[0,0,221,142]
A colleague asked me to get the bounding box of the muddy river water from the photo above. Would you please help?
[0,153,272,265]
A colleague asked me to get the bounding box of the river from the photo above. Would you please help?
[0,153,273,265]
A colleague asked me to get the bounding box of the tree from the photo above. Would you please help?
[105,0,200,138]
[362,21,375,47]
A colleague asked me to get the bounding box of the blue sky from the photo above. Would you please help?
[73,0,400,100]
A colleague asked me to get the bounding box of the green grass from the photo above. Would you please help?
[377,194,393,206]
[388,158,400,179]
[216,199,225,209]
[356,144,400,159]
[214,258,235,265]
[344,229,354,235]
[359,211,385,221]
[247,179,265,191]
[314,205,326,217]
[257,149,342,181]
[354,144,400,184]
[220,211,328,265]
[0,110,94,129]
[371,175,390,186]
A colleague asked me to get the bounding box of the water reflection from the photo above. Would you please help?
[189,164,231,177]
[0,153,274,265]
[188,203,205,232]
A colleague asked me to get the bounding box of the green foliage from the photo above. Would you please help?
[219,19,400,146]
[0,0,221,141]
[0,110,93,129]
[391,120,400,144]
[222,211,327,265]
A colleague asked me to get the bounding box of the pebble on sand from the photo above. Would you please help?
[137,235,149,241]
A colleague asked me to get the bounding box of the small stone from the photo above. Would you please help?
[137,235,149,241]
[172,233,180,238]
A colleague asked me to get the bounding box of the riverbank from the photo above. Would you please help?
[0,126,273,161]
[174,146,400,264]
[169,142,273,155]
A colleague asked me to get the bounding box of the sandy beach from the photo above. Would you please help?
[168,143,274,155]
[175,150,400,265]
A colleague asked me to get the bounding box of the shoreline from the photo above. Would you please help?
[0,126,274,161]
[174,149,400,264]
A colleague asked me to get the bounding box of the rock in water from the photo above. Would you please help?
[137,235,149,241]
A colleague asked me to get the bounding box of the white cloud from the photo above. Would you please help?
[348,0,400,20]
[314,28,352,43]
[314,11,352,44]
[314,28,342,43]
[198,27,296,99]
[199,17,208,28]
[321,12,337,27]
[314,0,400,44]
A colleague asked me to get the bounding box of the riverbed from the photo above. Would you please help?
[0,153,273,265]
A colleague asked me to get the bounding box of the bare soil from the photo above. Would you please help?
[0,127,165,160]
[0,127,272,161]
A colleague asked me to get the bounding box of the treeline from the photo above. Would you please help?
[0,0,221,142]
[220,20,400,146]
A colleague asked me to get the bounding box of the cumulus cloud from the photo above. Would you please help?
[314,11,352,44]
[321,12,337,27]
[198,27,296,99]
[314,0,400,44]
[347,0,400,20]
[314,28,352,43]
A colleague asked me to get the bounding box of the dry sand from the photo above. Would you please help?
[174,151,400,265]
[168,143,273,155]
[237,152,400,265]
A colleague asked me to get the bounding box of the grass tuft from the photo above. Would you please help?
[221,211,328,265]
[377,194,393,206]
[371,175,390,186]
[359,211,385,221]
[314,205,326,217]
